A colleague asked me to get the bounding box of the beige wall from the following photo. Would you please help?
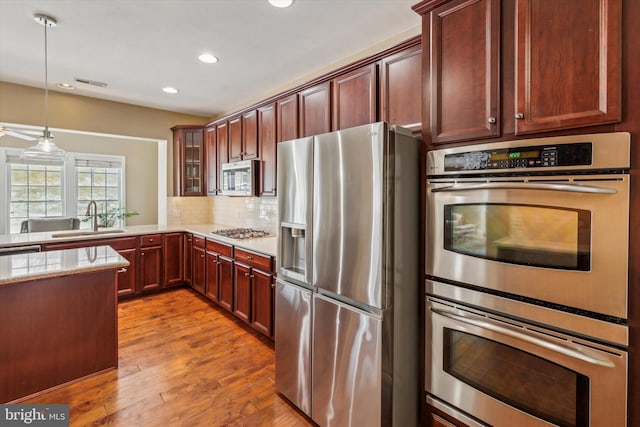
[0,81,209,200]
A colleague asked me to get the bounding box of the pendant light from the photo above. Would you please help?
[21,14,66,161]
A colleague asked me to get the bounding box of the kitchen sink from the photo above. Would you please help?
[50,229,126,238]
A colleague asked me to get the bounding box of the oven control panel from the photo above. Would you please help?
[443,142,592,172]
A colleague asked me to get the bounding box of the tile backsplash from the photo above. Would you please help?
[210,196,277,233]
[167,196,277,233]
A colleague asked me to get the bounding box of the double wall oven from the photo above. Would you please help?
[425,133,630,427]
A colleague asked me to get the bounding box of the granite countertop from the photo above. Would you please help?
[0,224,277,257]
[0,245,129,286]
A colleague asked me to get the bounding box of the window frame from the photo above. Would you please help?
[0,147,126,234]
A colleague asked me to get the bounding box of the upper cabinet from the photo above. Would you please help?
[205,126,217,196]
[332,63,378,131]
[258,103,277,197]
[172,125,205,196]
[414,0,622,144]
[514,0,621,134]
[228,115,243,161]
[428,0,500,144]
[299,82,332,137]
[379,44,423,132]
[277,93,299,142]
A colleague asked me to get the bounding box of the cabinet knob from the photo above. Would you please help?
[515,112,524,119]
[250,274,254,279]
[201,254,205,258]
[245,272,250,277]
[247,255,253,260]
[487,117,496,124]
[141,252,145,256]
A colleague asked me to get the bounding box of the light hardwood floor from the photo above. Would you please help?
[21,287,313,426]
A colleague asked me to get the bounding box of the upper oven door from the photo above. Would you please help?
[426,174,629,319]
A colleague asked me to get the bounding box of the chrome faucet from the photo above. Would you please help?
[85,200,98,231]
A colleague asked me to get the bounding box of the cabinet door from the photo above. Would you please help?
[251,269,274,337]
[233,262,252,323]
[258,103,277,197]
[229,116,243,162]
[218,256,234,311]
[380,44,422,132]
[116,248,137,297]
[429,0,500,144]
[183,233,193,286]
[332,63,377,131]
[242,110,259,160]
[205,251,219,302]
[205,126,217,196]
[216,122,229,195]
[277,93,299,142]
[139,246,162,291]
[299,82,331,137]
[163,232,183,287]
[424,403,471,427]
[172,126,204,196]
[192,246,206,295]
[514,0,621,134]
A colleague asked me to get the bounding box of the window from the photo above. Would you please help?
[1,149,125,234]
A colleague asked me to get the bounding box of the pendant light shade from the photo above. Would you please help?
[21,14,67,161]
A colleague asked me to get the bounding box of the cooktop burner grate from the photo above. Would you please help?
[211,228,272,240]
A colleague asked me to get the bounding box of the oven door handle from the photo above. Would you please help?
[431,182,617,194]
[431,307,616,368]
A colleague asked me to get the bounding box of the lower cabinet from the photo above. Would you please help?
[251,269,274,337]
[192,236,206,295]
[218,256,234,311]
[424,403,471,427]
[233,262,252,322]
[183,233,193,286]
[163,232,184,287]
[116,248,137,296]
[139,246,162,291]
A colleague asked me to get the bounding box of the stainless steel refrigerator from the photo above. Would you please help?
[276,122,420,426]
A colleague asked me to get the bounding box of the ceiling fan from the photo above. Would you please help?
[0,125,42,141]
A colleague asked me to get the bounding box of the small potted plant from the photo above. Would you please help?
[83,207,139,228]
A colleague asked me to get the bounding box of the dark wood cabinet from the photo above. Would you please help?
[216,121,229,195]
[205,251,219,302]
[183,233,193,286]
[233,247,275,337]
[233,262,252,323]
[514,0,621,134]
[241,110,259,160]
[332,63,377,131]
[204,126,217,196]
[251,269,274,337]
[172,126,205,196]
[414,0,622,143]
[277,93,299,142]
[228,116,242,162]
[218,255,234,311]
[380,44,423,132]
[192,236,206,295]
[258,103,277,197]
[424,403,470,427]
[139,245,162,291]
[204,239,233,305]
[116,248,137,297]
[162,232,183,287]
[299,82,331,137]
[427,0,500,144]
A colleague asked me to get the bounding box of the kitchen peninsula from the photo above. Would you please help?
[0,246,128,403]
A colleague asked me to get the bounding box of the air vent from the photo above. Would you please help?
[73,77,108,88]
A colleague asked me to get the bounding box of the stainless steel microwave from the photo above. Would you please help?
[221,160,257,196]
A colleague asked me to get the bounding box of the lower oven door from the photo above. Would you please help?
[426,296,628,427]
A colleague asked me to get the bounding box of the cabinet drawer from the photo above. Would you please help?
[193,235,206,249]
[101,236,137,251]
[140,234,162,247]
[206,239,232,257]
[234,248,273,272]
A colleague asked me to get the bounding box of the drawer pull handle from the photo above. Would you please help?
[118,268,127,273]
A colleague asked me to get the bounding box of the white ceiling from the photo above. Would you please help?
[0,0,421,118]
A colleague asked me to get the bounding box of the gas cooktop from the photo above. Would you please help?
[211,228,272,240]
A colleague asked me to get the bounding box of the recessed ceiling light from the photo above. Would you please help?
[198,53,218,64]
[269,0,294,8]
[163,87,179,94]
[57,83,75,90]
